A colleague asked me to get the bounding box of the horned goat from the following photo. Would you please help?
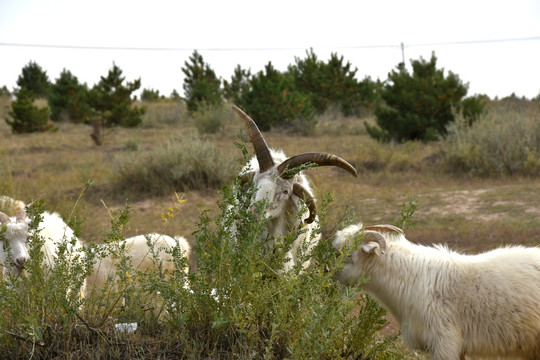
[333,223,540,360]
[85,233,191,295]
[232,105,357,271]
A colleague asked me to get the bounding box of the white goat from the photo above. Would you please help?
[0,208,86,297]
[85,233,191,296]
[0,210,30,278]
[232,105,357,271]
[333,223,540,360]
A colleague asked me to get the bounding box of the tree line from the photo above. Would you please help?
[4,49,490,142]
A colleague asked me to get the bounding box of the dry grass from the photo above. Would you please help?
[2,99,540,359]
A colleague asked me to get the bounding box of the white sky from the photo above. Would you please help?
[0,0,539,99]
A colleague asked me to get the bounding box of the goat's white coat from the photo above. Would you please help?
[333,224,540,360]
[0,196,26,216]
[241,149,318,271]
[85,233,191,295]
[1,210,86,298]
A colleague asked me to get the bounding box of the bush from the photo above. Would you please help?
[5,88,53,134]
[442,103,540,176]
[192,103,229,134]
[368,53,482,142]
[0,178,406,358]
[112,132,238,195]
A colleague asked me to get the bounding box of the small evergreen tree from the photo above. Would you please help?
[16,61,50,98]
[181,50,223,113]
[223,65,251,105]
[48,69,91,123]
[368,53,480,142]
[239,62,315,132]
[0,85,11,97]
[141,88,161,101]
[170,89,181,100]
[5,88,52,133]
[88,63,145,128]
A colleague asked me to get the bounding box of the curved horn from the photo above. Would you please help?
[0,212,11,224]
[277,152,358,179]
[292,183,316,224]
[232,105,275,173]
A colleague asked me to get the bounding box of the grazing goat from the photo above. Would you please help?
[232,105,357,271]
[85,233,191,295]
[0,208,86,297]
[333,223,540,360]
[0,210,30,278]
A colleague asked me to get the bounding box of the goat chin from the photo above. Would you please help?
[334,223,540,360]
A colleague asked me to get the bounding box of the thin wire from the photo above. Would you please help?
[0,36,539,52]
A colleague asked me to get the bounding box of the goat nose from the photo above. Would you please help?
[15,256,27,269]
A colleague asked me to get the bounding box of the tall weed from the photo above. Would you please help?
[443,104,540,176]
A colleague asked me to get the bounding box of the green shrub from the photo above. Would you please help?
[112,132,238,195]
[442,103,540,176]
[0,178,406,358]
[5,88,53,134]
[368,53,482,142]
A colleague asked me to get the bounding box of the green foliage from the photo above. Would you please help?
[223,65,251,105]
[141,88,162,101]
[170,178,400,358]
[88,63,146,128]
[48,69,92,123]
[291,49,378,116]
[5,88,53,134]
[238,62,316,132]
[368,53,480,142]
[443,102,540,176]
[182,50,223,113]
[16,61,51,98]
[112,132,238,195]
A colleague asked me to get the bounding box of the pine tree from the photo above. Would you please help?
[6,88,52,133]
[48,69,91,123]
[368,52,479,142]
[223,65,251,105]
[181,50,222,113]
[16,61,50,98]
[88,63,145,128]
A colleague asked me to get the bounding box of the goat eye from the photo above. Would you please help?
[282,190,289,195]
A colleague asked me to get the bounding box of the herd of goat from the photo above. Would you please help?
[1,105,539,360]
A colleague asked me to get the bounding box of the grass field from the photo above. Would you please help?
[1,98,539,358]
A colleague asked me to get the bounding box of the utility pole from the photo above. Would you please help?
[401,42,405,64]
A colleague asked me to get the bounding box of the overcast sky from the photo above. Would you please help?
[1,0,539,99]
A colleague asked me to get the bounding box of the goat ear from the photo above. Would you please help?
[360,231,387,255]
